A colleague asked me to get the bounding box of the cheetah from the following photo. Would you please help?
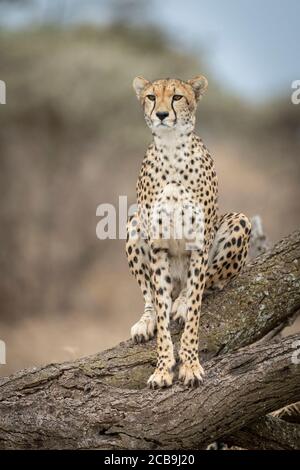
[126,75,251,388]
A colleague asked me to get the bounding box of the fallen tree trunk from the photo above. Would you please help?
[0,335,299,449]
[0,230,299,449]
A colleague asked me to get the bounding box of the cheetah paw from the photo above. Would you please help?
[131,311,156,343]
[179,360,205,387]
[147,365,175,389]
[171,295,187,326]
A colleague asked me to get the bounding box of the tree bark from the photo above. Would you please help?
[0,230,299,449]
[0,336,299,449]
[225,415,300,450]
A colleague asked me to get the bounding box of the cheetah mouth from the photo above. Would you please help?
[155,121,176,129]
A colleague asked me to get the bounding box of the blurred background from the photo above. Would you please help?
[0,0,299,376]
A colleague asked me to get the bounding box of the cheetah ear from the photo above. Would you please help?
[133,76,151,99]
[188,75,208,100]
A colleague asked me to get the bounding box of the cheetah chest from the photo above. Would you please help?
[148,176,205,255]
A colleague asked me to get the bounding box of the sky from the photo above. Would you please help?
[152,0,300,100]
[0,0,299,101]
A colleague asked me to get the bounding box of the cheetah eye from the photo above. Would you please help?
[173,95,183,101]
[146,94,156,101]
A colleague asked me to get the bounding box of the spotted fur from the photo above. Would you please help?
[126,76,251,388]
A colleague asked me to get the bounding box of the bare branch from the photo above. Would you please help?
[249,215,271,258]
[225,415,300,450]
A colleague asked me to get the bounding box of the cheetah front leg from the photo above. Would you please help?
[179,249,207,386]
[126,215,156,343]
[147,247,176,388]
[171,288,187,325]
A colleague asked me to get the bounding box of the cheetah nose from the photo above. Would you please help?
[156,111,169,121]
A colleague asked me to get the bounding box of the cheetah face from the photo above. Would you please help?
[133,76,208,135]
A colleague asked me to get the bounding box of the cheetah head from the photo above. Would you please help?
[133,76,208,135]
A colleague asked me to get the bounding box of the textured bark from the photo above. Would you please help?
[0,230,299,449]
[225,416,300,450]
[0,335,299,449]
